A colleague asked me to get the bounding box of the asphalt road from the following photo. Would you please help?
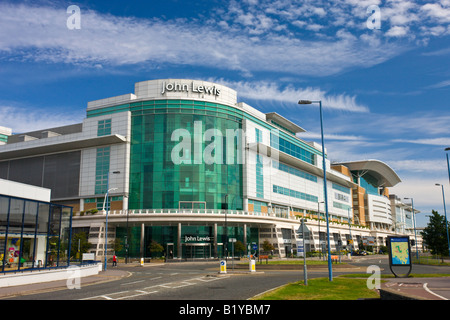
[4,256,450,301]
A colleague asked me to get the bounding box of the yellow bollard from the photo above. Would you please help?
[220,260,227,274]
[249,259,256,272]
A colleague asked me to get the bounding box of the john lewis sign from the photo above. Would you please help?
[161,81,221,96]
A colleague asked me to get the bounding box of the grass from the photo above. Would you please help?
[340,273,450,278]
[413,257,450,266]
[254,277,380,300]
[258,260,333,265]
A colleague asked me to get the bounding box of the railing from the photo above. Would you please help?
[99,208,297,220]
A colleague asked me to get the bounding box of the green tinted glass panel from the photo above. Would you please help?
[129,111,243,210]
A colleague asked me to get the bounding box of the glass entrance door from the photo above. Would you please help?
[182,244,211,259]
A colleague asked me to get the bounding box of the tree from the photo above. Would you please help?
[71,232,91,259]
[234,240,246,257]
[148,240,164,258]
[262,240,275,253]
[421,210,450,260]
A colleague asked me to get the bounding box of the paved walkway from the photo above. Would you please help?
[380,277,449,300]
[0,268,130,299]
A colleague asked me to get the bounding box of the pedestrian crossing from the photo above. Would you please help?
[81,274,229,300]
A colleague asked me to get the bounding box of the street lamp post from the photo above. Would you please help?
[224,194,228,261]
[446,147,450,185]
[103,171,120,271]
[298,99,332,281]
[347,208,353,256]
[404,197,419,260]
[436,183,450,258]
[317,201,324,259]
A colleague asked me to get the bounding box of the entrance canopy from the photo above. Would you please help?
[334,160,401,187]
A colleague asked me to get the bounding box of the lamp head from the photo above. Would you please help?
[298,100,312,104]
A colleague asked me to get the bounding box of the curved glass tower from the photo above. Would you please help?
[128,100,243,211]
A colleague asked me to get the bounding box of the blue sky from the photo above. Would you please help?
[1,0,450,227]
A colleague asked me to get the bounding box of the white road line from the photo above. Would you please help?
[120,276,162,286]
[81,290,130,300]
[81,274,228,300]
[116,290,159,300]
[423,283,448,300]
[121,280,145,286]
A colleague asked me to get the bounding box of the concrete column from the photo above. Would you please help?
[214,223,218,258]
[177,223,182,259]
[243,223,247,255]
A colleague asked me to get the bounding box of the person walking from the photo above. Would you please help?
[112,254,117,267]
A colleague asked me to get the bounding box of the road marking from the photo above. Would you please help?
[120,276,162,286]
[121,280,145,286]
[81,274,228,300]
[115,290,159,300]
[424,283,448,300]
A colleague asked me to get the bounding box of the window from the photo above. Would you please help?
[95,147,110,194]
[273,185,318,203]
[97,119,112,136]
[270,134,315,165]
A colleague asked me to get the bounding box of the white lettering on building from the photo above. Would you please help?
[161,81,221,96]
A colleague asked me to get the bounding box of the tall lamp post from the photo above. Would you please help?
[436,183,450,258]
[224,194,228,261]
[103,171,120,271]
[317,201,324,259]
[404,197,419,260]
[446,147,450,185]
[298,99,332,281]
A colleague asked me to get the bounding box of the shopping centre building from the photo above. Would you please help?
[0,79,422,261]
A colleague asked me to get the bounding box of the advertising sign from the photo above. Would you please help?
[362,236,375,246]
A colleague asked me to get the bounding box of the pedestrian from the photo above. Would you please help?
[112,254,117,267]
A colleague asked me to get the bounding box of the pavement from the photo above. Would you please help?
[0,261,448,300]
[380,277,449,300]
[0,267,131,299]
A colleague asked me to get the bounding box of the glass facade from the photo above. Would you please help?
[95,147,110,195]
[270,133,316,165]
[129,100,243,211]
[358,174,379,196]
[0,194,72,272]
[115,225,259,259]
[272,185,318,203]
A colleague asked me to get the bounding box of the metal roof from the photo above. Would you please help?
[334,159,401,187]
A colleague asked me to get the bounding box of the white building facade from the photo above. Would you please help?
[0,79,420,259]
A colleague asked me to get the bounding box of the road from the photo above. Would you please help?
[4,256,450,301]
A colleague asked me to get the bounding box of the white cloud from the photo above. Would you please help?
[427,80,450,89]
[421,2,450,23]
[0,105,84,133]
[0,2,410,77]
[210,79,369,112]
[392,138,450,147]
[385,26,410,37]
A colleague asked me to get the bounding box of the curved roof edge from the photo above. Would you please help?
[332,159,401,187]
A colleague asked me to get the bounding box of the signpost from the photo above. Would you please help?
[297,219,309,285]
[387,236,412,278]
[230,238,236,271]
